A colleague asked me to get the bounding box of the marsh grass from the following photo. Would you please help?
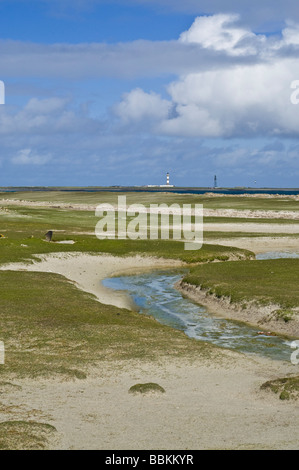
[0,420,57,450]
[0,198,254,381]
[183,259,299,317]
[0,233,253,266]
[261,376,299,400]
[2,191,299,212]
[0,271,220,380]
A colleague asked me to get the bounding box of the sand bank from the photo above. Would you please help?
[204,223,299,233]
[0,252,184,310]
[177,281,299,338]
[205,236,299,254]
[2,197,299,220]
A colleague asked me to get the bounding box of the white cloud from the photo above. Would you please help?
[115,15,299,138]
[179,14,262,55]
[12,148,52,165]
[0,13,298,82]
[24,97,68,114]
[282,21,299,46]
[161,59,299,138]
[115,88,171,123]
[0,96,100,135]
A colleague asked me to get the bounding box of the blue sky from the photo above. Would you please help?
[1,0,299,187]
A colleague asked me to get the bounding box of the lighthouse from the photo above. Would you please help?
[159,172,174,188]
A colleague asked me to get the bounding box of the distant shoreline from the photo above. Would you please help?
[1,186,299,196]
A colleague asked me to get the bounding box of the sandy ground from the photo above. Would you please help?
[205,236,299,254]
[0,251,298,449]
[1,354,298,450]
[2,197,299,220]
[0,253,184,310]
[204,223,299,233]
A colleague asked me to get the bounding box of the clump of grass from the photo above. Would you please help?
[261,376,299,401]
[0,421,57,450]
[273,309,295,323]
[129,382,165,395]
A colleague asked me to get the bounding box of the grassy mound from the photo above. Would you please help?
[0,421,57,450]
[261,376,299,401]
[129,382,165,395]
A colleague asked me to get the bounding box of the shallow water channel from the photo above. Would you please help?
[102,251,299,362]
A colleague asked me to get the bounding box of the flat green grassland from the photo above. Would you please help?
[0,193,256,381]
[0,193,298,376]
[0,270,219,379]
[183,259,299,322]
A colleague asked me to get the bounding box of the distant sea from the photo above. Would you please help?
[1,186,299,196]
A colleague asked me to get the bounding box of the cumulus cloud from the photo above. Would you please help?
[114,88,171,124]
[115,14,299,139]
[282,21,299,46]
[2,10,299,185]
[0,96,101,135]
[161,60,299,138]
[0,13,298,82]
[179,14,264,55]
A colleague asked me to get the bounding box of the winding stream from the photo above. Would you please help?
[102,251,299,362]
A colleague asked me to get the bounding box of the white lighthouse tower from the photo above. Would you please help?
[160,172,174,188]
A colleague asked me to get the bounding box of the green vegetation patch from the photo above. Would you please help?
[2,191,299,212]
[0,420,57,450]
[0,234,253,266]
[261,376,299,400]
[183,258,299,314]
[129,382,165,395]
[0,271,218,380]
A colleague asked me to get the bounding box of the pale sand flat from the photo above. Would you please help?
[0,355,298,450]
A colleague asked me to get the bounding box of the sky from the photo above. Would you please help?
[1,0,299,188]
